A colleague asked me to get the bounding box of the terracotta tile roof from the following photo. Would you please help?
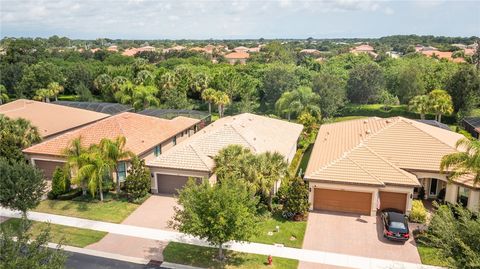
[225,51,250,59]
[0,99,109,138]
[23,112,199,157]
[351,44,374,52]
[421,50,465,62]
[148,113,303,172]
[305,117,474,188]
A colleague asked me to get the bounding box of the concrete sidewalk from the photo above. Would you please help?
[1,208,442,269]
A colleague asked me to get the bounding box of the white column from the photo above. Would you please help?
[467,190,480,212]
[445,183,458,204]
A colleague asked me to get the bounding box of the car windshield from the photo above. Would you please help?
[389,221,407,232]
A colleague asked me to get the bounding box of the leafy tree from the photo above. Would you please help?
[0,217,67,269]
[50,167,70,198]
[94,74,113,101]
[282,177,310,220]
[64,64,95,94]
[134,70,155,86]
[171,178,258,260]
[275,86,321,120]
[440,138,480,185]
[395,65,426,103]
[312,72,346,118]
[297,112,317,135]
[0,159,46,217]
[409,95,430,120]
[261,41,295,64]
[0,115,41,163]
[74,83,94,101]
[213,91,230,117]
[446,65,480,114]
[125,157,151,201]
[201,88,217,114]
[16,61,64,98]
[261,64,298,107]
[0,84,9,104]
[347,62,385,104]
[428,89,454,123]
[378,90,399,111]
[420,204,480,269]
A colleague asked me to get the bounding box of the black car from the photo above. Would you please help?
[381,210,410,242]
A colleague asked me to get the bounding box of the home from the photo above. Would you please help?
[462,117,480,139]
[350,44,378,58]
[147,113,303,194]
[23,112,200,181]
[224,51,250,65]
[107,45,118,52]
[233,46,249,53]
[0,99,109,139]
[421,50,465,63]
[305,117,479,216]
[299,49,321,55]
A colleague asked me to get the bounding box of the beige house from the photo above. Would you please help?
[305,117,479,216]
[0,99,109,139]
[23,112,200,182]
[224,52,250,65]
[147,113,303,194]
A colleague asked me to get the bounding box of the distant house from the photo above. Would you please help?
[147,113,303,194]
[386,51,401,59]
[350,44,377,58]
[462,117,480,139]
[121,46,156,57]
[421,50,465,63]
[300,49,321,55]
[0,99,109,139]
[23,112,200,180]
[107,45,118,52]
[224,51,250,65]
[233,46,249,53]
[163,45,186,53]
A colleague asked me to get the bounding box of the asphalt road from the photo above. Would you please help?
[65,251,166,269]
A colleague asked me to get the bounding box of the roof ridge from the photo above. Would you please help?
[363,145,419,185]
[189,144,211,170]
[229,124,258,152]
[345,151,385,186]
[400,118,459,151]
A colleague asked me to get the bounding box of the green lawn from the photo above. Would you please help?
[34,198,139,223]
[1,218,107,248]
[297,145,313,176]
[163,242,298,269]
[417,245,451,267]
[250,213,306,248]
[331,115,367,123]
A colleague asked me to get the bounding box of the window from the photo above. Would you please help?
[154,145,161,157]
[458,187,470,207]
[173,136,177,146]
[117,161,127,182]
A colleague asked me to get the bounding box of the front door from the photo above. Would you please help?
[430,178,438,196]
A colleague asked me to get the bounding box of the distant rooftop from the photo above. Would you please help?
[53,101,133,115]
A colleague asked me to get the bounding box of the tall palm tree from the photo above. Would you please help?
[64,137,88,195]
[201,88,217,114]
[98,136,135,194]
[409,95,429,120]
[254,152,288,211]
[76,147,112,202]
[0,84,9,105]
[276,86,321,120]
[428,90,453,123]
[214,91,230,117]
[441,138,480,186]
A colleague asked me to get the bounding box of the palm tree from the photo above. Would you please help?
[159,71,178,90]
[134,70,155,86]
[76,147,112,202]
[98,136,135,194]
[275,91,294,120]
[34,88,53,102]
[47,82,64,101]
[409,95,429,120]
[0,84,9,105]
[276,86,321,120]
[254,152,288,211]
[132,85,160,111]
[214,145,253,183]
[440,138,480,186]
[214,91,230,117]
[111,76,128,94]
[64,137,88,195]
[428,90,453,123]
[201,88,217,114]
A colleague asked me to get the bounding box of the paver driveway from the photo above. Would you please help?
[86,195,178,261]
[299,211,421,269]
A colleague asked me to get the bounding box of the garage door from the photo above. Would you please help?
[34,160,65,180]
[156,174,191,194]
[379,191,407,213]
[313,188,372,215]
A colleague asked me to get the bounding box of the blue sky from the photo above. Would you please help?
[1,0,479,39]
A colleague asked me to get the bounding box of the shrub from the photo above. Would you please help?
[409,200,427,223]
[50,167,70,198]
[125,158,151,200]
[282,177,310,221]
[57,189,82,200]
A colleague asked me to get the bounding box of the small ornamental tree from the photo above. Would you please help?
[0,159,46,218]
[282,178,310,221]
[0,218,67,269]
[125,158,151,200]
[50,167,70,198]
[171,178,258,260]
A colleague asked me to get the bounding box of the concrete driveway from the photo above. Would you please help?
[299,211,421,269]
[86,195,178,261]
